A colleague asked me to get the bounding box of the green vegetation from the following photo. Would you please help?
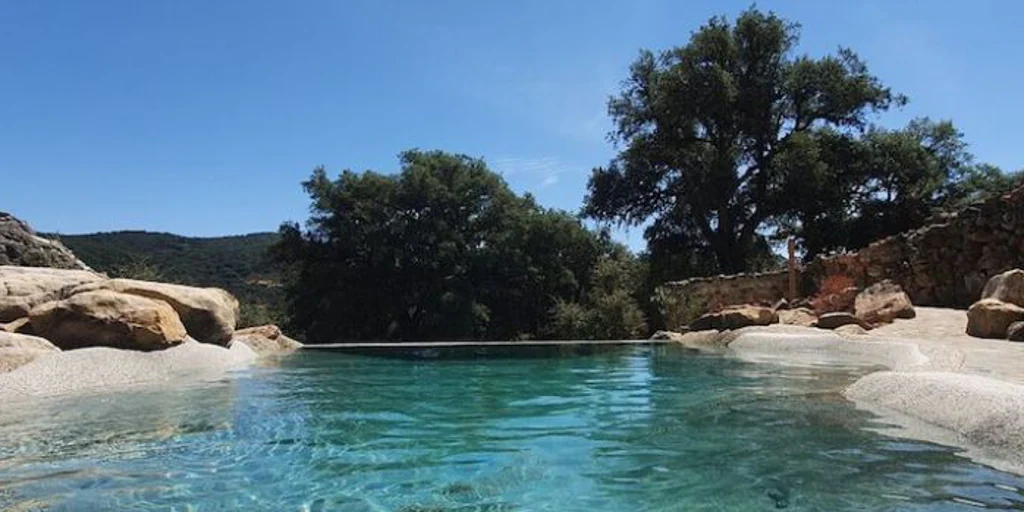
[274,150,647,342]
[584,7,1022,273]
[46,7,1023,342]
[545,247,648,340]
[50,231,284,327]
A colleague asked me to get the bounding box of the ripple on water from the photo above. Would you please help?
[2,348,1024,510]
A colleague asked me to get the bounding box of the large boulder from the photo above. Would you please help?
[71,279,238,346]
[981,269,1024,305]
[0,266,105,322]
[811,286,859,315]
[0,331,58,373]
[233,324,302,356]
[0,212,91,270]
[29,290,188,351]
[778,307,817,327]
[689,306,778,331]
[966,298,1024,339]
[854,280,915,325]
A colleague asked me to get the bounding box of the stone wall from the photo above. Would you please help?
[658,186,1024,323]
[656,270,790,328]
[812,185,1024,308]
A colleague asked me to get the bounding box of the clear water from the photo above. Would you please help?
[3,347,1024,511]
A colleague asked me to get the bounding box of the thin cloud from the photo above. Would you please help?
[539,175,559,189]
[490,155,581,191]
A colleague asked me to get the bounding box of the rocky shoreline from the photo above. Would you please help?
[0,212,306,402]
[0,264,302,400]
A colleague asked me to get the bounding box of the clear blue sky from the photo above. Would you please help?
[3,0,1022,250]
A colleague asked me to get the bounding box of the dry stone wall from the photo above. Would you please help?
[658,186,1024,322]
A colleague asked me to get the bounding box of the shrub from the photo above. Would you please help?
[654,289,706,330]
[110,256,164,282]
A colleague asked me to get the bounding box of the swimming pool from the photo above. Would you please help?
[2,346,1023,510]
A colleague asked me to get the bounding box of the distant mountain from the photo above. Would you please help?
[45,231,284,326]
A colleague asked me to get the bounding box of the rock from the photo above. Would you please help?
[0,266,105,322]
[29,290,188,351]
[966,298,1024,339]
[812,286,859,315]
[1,317,31,333]
[772,298,789,311]
[834,324,869,336]
[1008,321,1024,342]
[778,307,817,327]
[981,269,1024,306]
[816,312,870,330]
[233,324,302,356]
[0,340,257,400]
[0,331,58,373]
[689,306,779,331]
[854,280,916,325]
[650,330,688,342]
[0,212,91,270]
[71,279,238,346]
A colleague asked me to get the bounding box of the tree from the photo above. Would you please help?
[777,118,1019,258]
[546,247,648,340]
[584,7,903,274]
[952,164,1023,207]
[274,150,639,342]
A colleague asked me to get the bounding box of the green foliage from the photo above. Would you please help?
[585,6,1020,273]
[275,150,647,342]
[50,231,284,323]
[109,255,164,282]
[827,118,976,251]
[238,302,283,329]
[652,288,705,332]
[777,119,1020,258]
[585,7,903,275]
[545,249,648,340]
[546,300,593,340]
[953,164,1024,206]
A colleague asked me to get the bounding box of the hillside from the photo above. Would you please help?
[45,231,284,326]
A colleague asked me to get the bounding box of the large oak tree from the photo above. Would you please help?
[584,8,903,273]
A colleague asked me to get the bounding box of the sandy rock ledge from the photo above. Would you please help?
[0,339,257,400]
[669,315,1024,475]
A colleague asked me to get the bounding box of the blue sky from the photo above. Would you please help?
[2,1,1022,250]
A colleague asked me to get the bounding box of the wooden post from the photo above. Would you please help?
[787,237,797,302]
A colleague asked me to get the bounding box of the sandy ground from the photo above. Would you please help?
[869,306,1024,384]
[704,307,1024,474]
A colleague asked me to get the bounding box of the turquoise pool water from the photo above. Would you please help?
[2,347,1024,511]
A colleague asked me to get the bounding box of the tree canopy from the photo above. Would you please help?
[274,150,647,342]
[584,7,1020,273]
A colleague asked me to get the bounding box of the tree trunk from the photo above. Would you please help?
[712,231,747,275]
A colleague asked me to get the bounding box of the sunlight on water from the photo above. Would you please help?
[2,347,1024,511]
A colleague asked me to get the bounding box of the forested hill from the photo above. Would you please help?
[44,231,283,326]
